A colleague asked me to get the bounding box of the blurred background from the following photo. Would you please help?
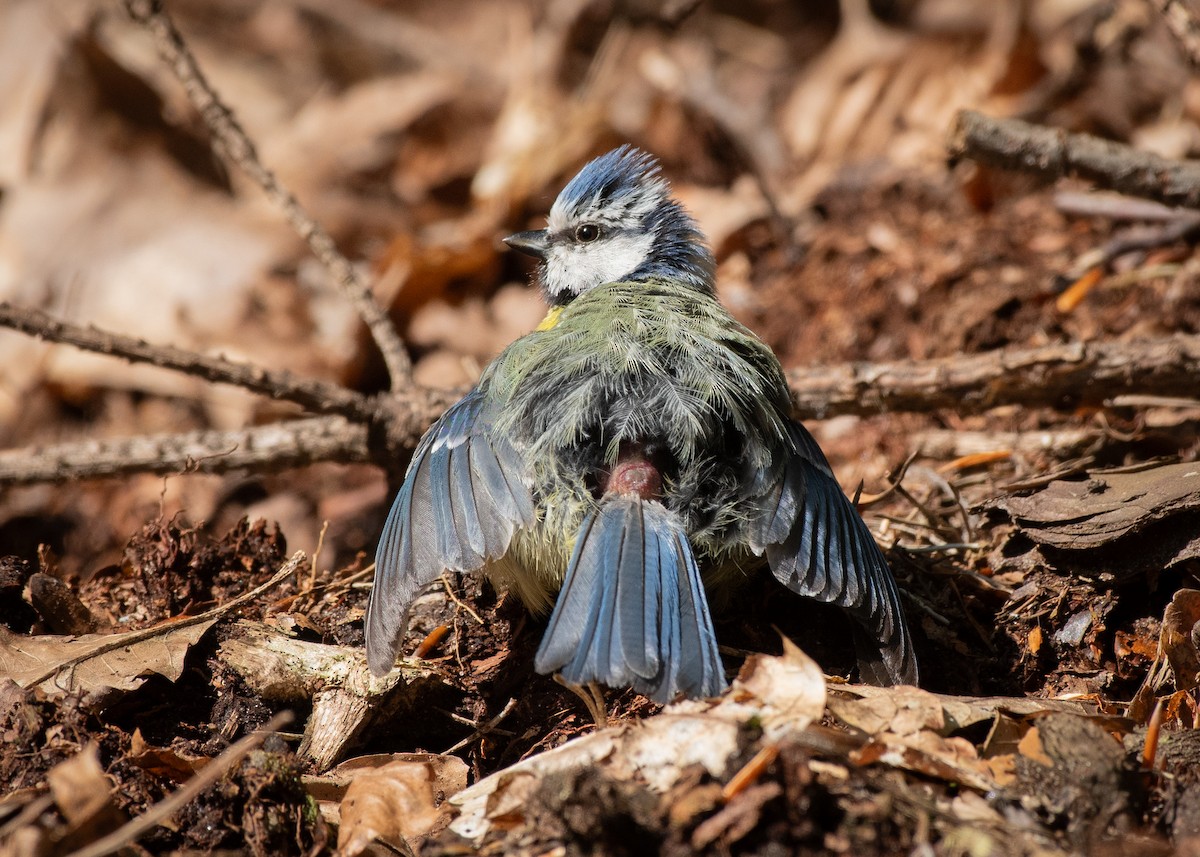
[1,0,1197,591]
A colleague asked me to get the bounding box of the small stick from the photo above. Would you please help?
[949,110,1200,210]
[0,302,373,421]
[0,417,372,484]
[121,0,412,390]
[65,711,294,857]
[440,573,484,625]
[721,743,780,801]
[443,697,520,754]
[24,553,305,689]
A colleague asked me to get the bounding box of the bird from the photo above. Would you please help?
[364,145,917,703]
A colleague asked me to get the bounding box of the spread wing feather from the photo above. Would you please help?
[365,389,534,676]
[750,421,917,685]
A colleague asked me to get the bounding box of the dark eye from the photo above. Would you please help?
[574,223,600,243]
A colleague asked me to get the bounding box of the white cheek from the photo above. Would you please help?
[543,233,656,296]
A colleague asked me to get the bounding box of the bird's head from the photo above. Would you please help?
[505,146,716,305]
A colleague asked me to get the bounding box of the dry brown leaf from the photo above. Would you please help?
[828,685,948,736]
[336,756,468,856]
[0,617,218,701]
[830,685,1094,734]
[853,729,998,792]
[128,729,208,784]
[1128,589,1200,722]
[1162,589,1200,692]
[47,743,112,826]
[45,742,125,847]
[1016,726,1054,767]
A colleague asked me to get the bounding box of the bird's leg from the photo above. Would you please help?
[554,674,609,728]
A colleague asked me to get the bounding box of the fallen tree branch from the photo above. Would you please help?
[785,332,1200,418]
[948,109,1200,210]
[0,418,373,484]
[121,0,412,390]
[3,334,1197,485]
[0,302,374,422]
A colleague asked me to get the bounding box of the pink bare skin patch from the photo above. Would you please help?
[601,454,663,500]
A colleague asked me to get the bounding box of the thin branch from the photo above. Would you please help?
[3,334,1198,485]
[0,302,374,422]
[0,418,373,484]
[948,109,1200,209]
[121,0,413,390]
[1155,0,1200,67]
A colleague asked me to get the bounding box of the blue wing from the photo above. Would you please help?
[365,389,534,676]
[535,497,726,702]
[750,421,917,685]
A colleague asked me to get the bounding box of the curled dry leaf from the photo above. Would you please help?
[449,641,827,844]
[829,684,1108,795]
[1128,588,1200,723]
[1162,589,1200,692]
[335,755,469,856]
[128,728,208,784]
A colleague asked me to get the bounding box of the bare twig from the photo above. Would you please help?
[121,0,412,390]
[26,553,304,689]
[949,110,1200,210]
[0,418,372,484]
[0,302,374,421]
[1155,0,1200,67]
[3,332,1198,486]
[1054,191,1193,222]
[64,710,294,857]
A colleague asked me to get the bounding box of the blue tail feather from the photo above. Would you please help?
[535,497,725,702]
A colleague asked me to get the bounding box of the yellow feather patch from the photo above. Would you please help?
[536,306,564,331]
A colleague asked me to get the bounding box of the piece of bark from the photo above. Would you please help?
[998,461,1200,551]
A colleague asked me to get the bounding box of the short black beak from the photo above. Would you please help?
[504,229,550,260]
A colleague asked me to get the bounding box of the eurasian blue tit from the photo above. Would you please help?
[365,146,917,702]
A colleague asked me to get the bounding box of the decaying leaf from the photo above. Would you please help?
[830,684,1096,735]
[44,742,126,850]
[0,554,301,706]
[128,728,208,783]
[335,754,469,855]
[1162,589,1200,692]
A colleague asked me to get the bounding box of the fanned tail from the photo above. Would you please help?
[534,497,726,702]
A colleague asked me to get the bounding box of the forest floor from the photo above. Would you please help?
[2,1,1200,855]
